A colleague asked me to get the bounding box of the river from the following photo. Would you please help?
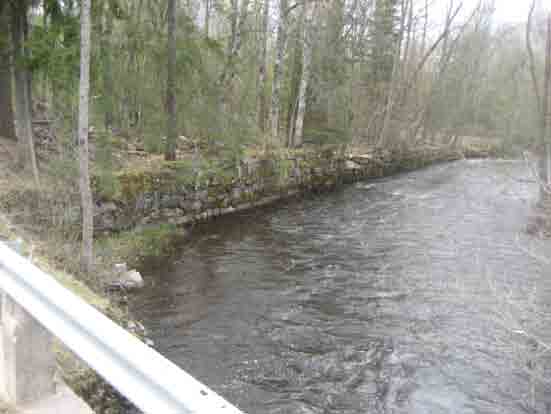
[131,159,551,414]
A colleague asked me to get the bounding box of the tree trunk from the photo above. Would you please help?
[165,0,177,161]
[293,1,314,148]
[527,0,541,118]
[78,0,94,273]
[541,14,551,189]
[270,0,287,142]
[221,0,251,89]
[256,0,269,134]
[102,8,114,131]
[377,0,407,147]
[287,17,304,146]
[0,4,15,140]
[11,2,39,185]
[205,0,210,38]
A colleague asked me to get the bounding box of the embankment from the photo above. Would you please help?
[94,146,465,234]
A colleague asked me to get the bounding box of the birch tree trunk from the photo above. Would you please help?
[166,0,177,161]
[78,0,94,273]
[11,2,39,186]
[270,0,288,142]
[256,0,269,134]
[293,1,314,148]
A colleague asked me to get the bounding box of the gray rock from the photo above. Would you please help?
[99,201,117,212]
[174,215,193,225]
[117,270,144,289]
[191,200,202,211]
[232,188,242,200]
[345,160,361,170]
[113,263,128,274]
[160,195,180,209]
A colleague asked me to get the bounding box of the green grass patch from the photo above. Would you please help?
[97,224,184,269]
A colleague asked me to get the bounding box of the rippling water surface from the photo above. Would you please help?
[131,160,551,413]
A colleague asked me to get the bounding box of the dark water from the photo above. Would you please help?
[131,160,551,414]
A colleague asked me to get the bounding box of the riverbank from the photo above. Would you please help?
[93,145,462,232]
[0,140,498,278]
[0,138,498,413]
[89,145,469,268]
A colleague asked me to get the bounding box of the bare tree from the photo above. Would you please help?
[166,0,177,161]
[292,0,314,148]
[205,0,211,38]
[542,15,551,186]
[270,0,288,142]
[527,0,541,118]
[256,0,270,135]
[527,2,551,190]
[221,0,251,87]
[78,0,94,273]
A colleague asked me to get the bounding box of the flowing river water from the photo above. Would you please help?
[131,159,551,414]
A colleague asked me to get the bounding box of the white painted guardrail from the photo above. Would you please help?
[0,242,244,414]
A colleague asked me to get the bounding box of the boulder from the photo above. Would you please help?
[119,270,144,289]
[108,264,144,290]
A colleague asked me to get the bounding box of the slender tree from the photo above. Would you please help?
[10,1,39,185]
[292,0,314,148]
[270,0,288,142]
[101,4,115,131]
[542,14,551,186]
[166,0,177,161]
[256,0,270,134]
[0,2,15,140]
[78,0,94,273]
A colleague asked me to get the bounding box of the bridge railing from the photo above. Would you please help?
[0,242,244,413]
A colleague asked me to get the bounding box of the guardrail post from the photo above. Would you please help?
[0,291,56,405]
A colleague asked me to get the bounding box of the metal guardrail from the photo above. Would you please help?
[0,242,245,414]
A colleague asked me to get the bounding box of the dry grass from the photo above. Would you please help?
[0,138,109,312]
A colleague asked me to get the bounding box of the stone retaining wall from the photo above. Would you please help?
[96,147,463,232]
